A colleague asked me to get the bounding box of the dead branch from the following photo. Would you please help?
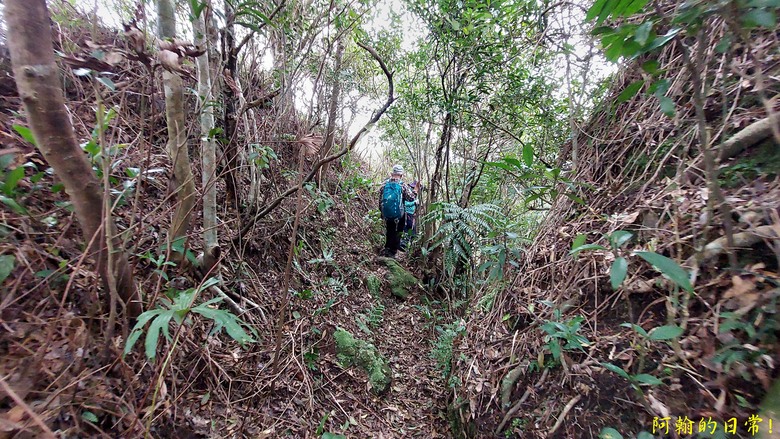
[697,225,779,263]
[546,394,582,438]
[718,113,780,161]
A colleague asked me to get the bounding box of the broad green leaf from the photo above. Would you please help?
[82,411,99,423]
[620,322,648,337]
[145,311,174,360]
[596,0,621,25]
[0,254,15,283]
[570,243,607,256]
[586,0,610,21]
[0,154,14,170]
[12,125,37,145]
[610,257,628,290]
[599,427,624,439]
[504,157,523,169]
[190,0,207,18]
[658,95,675,117]
[634,21,653,45]
[601,362,630,379]
[637,432,655,439]
[634,251,692,292]
[633,373,663,386]
[648,324,683,341]
[565,193,586,205]
[649,78,670,96]
[641,60,660,74]
[522,144,534,167]
[97,77,116,91]
[621,40,643,59]
[322,433,347,439]
[616,80,643,103]
[646,28,680,51]
[604,37,626,61]
[571,237,588,258]
[610,231,633,249]
[715,35,732,53]
[3,167,25,196]
[0,195,28,215]
[611,0,635,17]
[741,8,776,28]
[124,309,163,357]
[621,0,649,16]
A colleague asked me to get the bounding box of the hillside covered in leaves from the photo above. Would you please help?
[0,0,779,437]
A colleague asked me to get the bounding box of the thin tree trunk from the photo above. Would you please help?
[4,0,141,317]
[426,110,453,243]
[320,38,345,192]
[191,4,218,255]
[158,0,196,254]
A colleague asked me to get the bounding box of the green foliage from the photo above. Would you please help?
[588,0,778,118]
[571,231,693,293]
[713,306,778,372]
[0,254,15,284]
[634,251,693,292]
[339,154,372,201]
[0,151,32,215]
[431,321,465,383]
[541,313,590,363]
[425,202,500,275]
[305,183,336,214]
[248,144,277,170]
[137,250,177,281]
[601,362,663,389]
[124,278,255,360]
[598,426,623,439]
[366,274,381,298]
[304,347,319,371]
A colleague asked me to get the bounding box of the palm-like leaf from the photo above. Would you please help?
[422,202,501,268]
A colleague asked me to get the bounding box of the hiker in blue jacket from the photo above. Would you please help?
[378,165,415,257]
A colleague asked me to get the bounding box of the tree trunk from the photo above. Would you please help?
[221,0,241,211]
[425,110,452,243]
[191,5,218,256]
[320,38,345,192]
[4,0,141,317]
[158,0,196,254]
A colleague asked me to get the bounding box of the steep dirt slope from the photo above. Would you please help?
[453,10,780,439]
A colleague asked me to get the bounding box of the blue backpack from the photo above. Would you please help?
[381,181,404,219]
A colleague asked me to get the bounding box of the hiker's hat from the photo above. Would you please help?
[392,164,404,175]
[409,181,417,188]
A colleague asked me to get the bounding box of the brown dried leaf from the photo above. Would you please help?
[723,276,756,300]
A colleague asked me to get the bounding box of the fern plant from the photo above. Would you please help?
[423,202,501,273]
[124,278,255,360]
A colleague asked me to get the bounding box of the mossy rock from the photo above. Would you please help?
[377,257,418,299]
[333,328,392,395]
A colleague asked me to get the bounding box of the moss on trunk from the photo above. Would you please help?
[334,328,391,395]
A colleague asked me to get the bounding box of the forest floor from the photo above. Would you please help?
[0,47,454,436]
[153,228,456,438]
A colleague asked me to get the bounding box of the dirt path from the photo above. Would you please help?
[313,275,451,438]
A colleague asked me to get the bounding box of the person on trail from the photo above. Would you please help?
[400,181,419,251]
[379,164,415,257]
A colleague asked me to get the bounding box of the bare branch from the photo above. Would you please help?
[239,41,394,237]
